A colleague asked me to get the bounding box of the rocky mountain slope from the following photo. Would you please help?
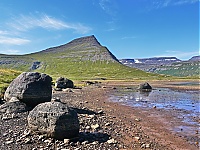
[0,35,162,80]
[120,56,199,77]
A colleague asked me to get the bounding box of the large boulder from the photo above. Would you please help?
[27,101,79,140]
[138,82,152,91]
[55,77,74,89]
[4,72,52,107]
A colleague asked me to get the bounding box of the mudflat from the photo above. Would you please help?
[0,80,199,150]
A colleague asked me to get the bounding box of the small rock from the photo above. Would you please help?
[91,124,100,130]
[141,143,146,148]
[105,123,111,126]
[134,136,140,141]
[24,138,31,144]
[135,118,141,122]
[107,139,117,144]
[44,139,52,143]
[85,126,91,130]
[64,139,70,144]
[146,144,150,148]
[82,141,89,145]
[38,135,45,140]
[5,140,13,144]
[97,110,104,114]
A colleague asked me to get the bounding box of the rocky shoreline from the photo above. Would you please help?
[0,81,199,150]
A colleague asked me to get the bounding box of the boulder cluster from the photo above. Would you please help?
[0,72,79,140]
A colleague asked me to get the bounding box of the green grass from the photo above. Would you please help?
[0,39,198,83]
[155,61,200,77]
[0,69,21,97]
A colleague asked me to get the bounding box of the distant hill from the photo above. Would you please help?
[120,56,199,77]
[188,55,200,62]
[0,35,163,80]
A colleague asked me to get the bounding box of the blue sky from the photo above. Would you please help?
[0,0,199,60]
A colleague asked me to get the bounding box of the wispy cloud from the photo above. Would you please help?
[0,49,20,54]
[0,29,30,46]
[121,36,137,40]
[99,0,117,17]
[152,0,199,9]
[156,50,199,60]
[8,14,91,34]
[0,36,30,45]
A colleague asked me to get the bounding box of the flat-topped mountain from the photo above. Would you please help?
[120,57,181,65]
[189,55,200,62]
[120,56,199,77]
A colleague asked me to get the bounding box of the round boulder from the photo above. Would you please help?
[138,82,152,90]
[4,72,52,107]
[55,77,74,89]
[27,101,79,140]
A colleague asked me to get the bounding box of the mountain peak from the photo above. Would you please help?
[68,35,101,47]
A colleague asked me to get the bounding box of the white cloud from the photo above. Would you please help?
[0,36,30,45]
[8,14,91,34]
[0,49,20,54]
[152,0,198,9]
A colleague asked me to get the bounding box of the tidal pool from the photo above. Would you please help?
[109,87,200,145]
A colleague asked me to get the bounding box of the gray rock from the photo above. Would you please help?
[138,82,152,90]
[4,72,52,107]
[27,101,79,140]
[0,98,31,114]
[55,77,74,89]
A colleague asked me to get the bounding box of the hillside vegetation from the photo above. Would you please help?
[0,69,21,97]
[0,35,175,82]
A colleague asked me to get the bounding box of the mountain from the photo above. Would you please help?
[188,55,200,62]
[120,57,181,65]
[0,35,162,80]
[119,56,199,77]
[37,35,119,62]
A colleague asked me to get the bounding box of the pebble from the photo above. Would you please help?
[64,139,70,144]
[135,118,141,122]
[105,123,111,126]
[82,141,89,145]
[107,138,117,144]
[24,138,31,144]
[5,140,14,144]
[134,136,140,141]
[91,124,100,130]
[97,110,104,114]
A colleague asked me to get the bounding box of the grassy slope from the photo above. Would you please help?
[0,69,21,96]
[155,61,199,77]
[25,46,168,81]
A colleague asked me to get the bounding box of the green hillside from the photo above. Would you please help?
[154,61,199,77]
[0,35,166,81]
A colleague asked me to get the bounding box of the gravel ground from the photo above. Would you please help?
[0,82,199,150]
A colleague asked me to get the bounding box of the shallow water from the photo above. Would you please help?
[109,87,200,145]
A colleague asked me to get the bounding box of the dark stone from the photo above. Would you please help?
[4,72,52,107]
[0,97,31,114]
[55,77,74,89]
[138,82,152,91]
[27,101,79,140]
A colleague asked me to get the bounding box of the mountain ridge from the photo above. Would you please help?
[119,56,199,77]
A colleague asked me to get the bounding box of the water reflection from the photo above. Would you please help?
[109,87,200,146]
